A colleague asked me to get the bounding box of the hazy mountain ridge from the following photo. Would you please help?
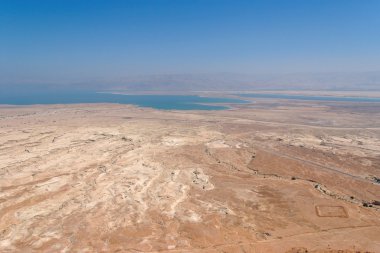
[105,72,380,91]
[1,72,380,92]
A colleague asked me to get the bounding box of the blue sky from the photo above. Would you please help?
[1,0,380,84]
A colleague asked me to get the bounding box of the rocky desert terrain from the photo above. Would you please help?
[0,99,379,252]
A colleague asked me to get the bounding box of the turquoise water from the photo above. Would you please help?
[237,93,380,102]
[0,91,247,110]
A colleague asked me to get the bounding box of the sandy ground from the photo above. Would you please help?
[0,99,379,253]
[229,90,380,98]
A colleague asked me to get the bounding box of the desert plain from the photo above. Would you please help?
[0,97,379,253]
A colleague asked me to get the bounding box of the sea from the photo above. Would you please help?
[0,91,247,110]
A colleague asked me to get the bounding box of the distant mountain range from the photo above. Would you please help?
[103,72,380,91]
[2,71,380,92]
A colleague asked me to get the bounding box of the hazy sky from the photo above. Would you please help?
[1,0,380,84]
